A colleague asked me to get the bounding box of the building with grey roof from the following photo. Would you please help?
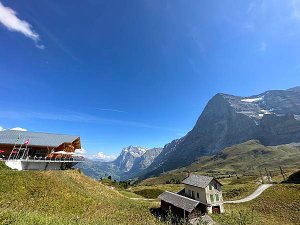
[158,191,207,219]
[0,130,83,171]
[0,130,80,148]
[159,173,224,218]
[182,174,222,189]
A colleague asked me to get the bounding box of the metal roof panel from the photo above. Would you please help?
[0,130,79,147]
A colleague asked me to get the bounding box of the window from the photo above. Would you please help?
[197,192,199,199]
[192,191,195,199]
[215,194,219,201]
[210,194,214,203]
[209,185,213,190]
[188,189,191,196]
[214,183,218,190]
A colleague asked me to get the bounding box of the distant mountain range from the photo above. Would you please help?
[77,146,162,180]
[79,86,300,181]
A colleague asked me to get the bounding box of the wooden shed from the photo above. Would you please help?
[158,191,207,219]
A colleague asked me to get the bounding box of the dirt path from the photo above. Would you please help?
[224,184,273,204]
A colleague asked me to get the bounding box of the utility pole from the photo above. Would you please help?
[280,166,287,181]
[259,170,263,182]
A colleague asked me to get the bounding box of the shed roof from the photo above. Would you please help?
[158,191,202,212]
[182,174,220,189]
[0,130,79,147]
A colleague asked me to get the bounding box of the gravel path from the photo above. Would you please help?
[224,184,273,204]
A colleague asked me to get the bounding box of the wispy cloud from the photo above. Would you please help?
[96,108,125,113]
[0,126,5,131]
[241,23,256,31]
[0,110,183,132]
[258,41,267,52]
[247,2,256,14]
[291,0,300,20]
[0,1,44,49]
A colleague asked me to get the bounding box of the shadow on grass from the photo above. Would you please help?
[150,207,189,225]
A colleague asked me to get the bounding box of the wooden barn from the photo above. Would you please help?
[158,191,207,219]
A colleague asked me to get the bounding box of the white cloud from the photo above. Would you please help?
[0,1,43,48]
[0,126,27,131]
[75,147,85,154]
[85,152,117,162]
[10,127,27,131]
[96,152,117,162]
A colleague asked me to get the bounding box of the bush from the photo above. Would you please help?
[165,178,181,184]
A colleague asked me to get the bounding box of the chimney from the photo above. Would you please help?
[187,171,190,177]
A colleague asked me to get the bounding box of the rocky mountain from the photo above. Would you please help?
[139,87,300,178]
[122,148,163,180]
[78,146,162,180]
[113,146,148,172]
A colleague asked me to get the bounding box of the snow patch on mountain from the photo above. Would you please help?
[241,96,264,103]
[295,115,300,120]
[122,146,148,157]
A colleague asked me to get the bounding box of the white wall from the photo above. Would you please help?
[5,160,78,170]
[184,179,225,214]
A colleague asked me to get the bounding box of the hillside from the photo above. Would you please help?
[213,184,300,225]
[0,170,161,225]
[140,87,300,179]
[0,161,10,170]
[140,140,300,185]
[185,140,300,174]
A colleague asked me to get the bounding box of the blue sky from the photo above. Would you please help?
[1,0,300,160]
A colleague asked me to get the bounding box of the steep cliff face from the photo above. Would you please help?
[140,87,300,178]
[259,113,300,145]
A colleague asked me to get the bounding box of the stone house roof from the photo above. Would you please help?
[182,174,222,189]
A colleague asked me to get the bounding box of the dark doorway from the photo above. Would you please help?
[212,206,220,214]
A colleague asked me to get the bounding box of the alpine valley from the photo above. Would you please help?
[77,146,162,180]
[79,86,300,180]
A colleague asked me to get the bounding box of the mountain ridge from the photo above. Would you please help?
[138,86,300,179]
[78,146,162,180]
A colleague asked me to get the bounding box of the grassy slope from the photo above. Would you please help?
[221,176,260,201]
[128,184,183,199]
[186,140,300,173]
[0,170,161,225]
[0,161,10,170]
[140,140,300,186]
[212,184,300,225]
